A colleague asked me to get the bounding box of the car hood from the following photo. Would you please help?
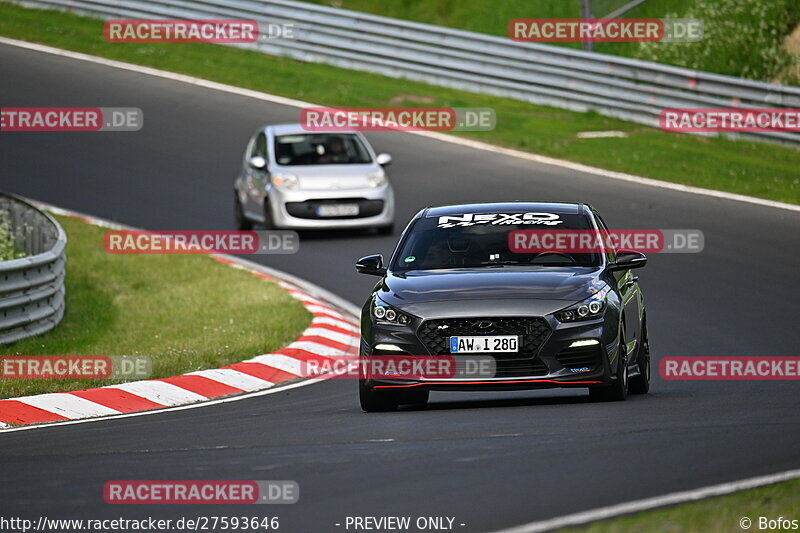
[377,268,606,308]
[276,164,380,190]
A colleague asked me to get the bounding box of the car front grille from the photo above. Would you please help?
[493,358,549,377]
[418,317,551,355]
[285,198,384,219]
[417,317,551,377]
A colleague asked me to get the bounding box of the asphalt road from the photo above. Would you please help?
[1,42,799,532]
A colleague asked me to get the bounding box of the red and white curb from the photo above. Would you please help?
[0,204,361,429]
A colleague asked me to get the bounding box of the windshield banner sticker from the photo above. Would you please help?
[437,212,563,228]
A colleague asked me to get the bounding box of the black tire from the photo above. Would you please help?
[262,198,275,230]
[629,318,651,395]
[359,379,398,412]
[398,389,429,409]
[376,223,394,236]
[234,193,253,231]
[590,324,629,402]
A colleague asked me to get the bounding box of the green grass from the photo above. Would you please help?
[0,215,311,399]
[0,3,798,204]
[628,0,800,84]
[306,0,800,83]
[562,478,800,533]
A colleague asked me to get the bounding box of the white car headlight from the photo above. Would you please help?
[556,286,609,322]
[372,298,411,325]
[366,170,386,188]
[272,172,299,190]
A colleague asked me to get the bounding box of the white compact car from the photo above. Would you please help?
[234,124,395,234]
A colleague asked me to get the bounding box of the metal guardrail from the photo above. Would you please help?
[0,193,67,345]
[14,0,800,145]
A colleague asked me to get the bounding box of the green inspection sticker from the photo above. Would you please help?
[404,256,416,263]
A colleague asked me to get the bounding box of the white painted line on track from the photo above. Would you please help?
[111,381,207,406]
[245,354,304,376]
[304,304,350,319]
[1,36,797,214]
[17,393,120,419]
[312,316,361,332]
[289,341,353,357]
[493,468,800,533]
[303,327,360,345]
[186,369,275,391]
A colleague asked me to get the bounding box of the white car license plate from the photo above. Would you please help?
[449,335,519,353]
[316,203,360,217]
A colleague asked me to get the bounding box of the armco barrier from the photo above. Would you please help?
[0,193,67,344]
[13,0,800,146]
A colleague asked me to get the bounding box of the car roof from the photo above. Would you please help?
[423,202,590,217]
[267,123,360,136]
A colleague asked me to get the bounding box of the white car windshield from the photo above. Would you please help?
[274,133,372,165]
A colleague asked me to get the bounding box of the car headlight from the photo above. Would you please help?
[272,172,299,190]
[366,170,386,188]
[556,287,609,322]
[372,298,411,325]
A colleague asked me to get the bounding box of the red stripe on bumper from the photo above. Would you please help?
[375,379,604,388]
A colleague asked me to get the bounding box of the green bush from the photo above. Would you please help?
[0,211,26,261]
[634,0,800,83]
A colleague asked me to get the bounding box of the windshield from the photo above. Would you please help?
[391,211,602,271]
[273,133,372,166]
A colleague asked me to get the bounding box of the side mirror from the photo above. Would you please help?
[375,153,392,166]
[609,250,647,271]
[356,254,387,276]
[249,156,267,170]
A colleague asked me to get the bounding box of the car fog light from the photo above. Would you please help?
[374,343,403,352]
[570,339,600,347]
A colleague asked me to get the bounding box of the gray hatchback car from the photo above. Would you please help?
[234,124,395,233]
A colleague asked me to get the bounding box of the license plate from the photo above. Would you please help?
[449,335,518,353]
[316,203,359,217]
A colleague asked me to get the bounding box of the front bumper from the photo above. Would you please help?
[361,312,618,391]
[268,183,394,229]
